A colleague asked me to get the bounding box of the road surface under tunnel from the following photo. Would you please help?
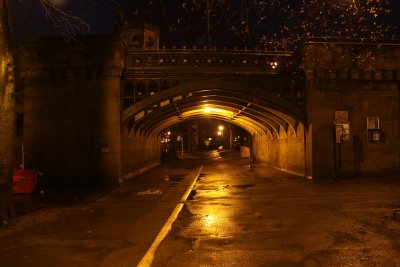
[150,151,400,267]
[1,151,400,266]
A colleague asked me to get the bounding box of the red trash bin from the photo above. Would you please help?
[12,169,38,194]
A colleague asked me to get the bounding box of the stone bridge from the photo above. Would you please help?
[119,47,310,179]
[16,29,400,185]
[122,49,305,136]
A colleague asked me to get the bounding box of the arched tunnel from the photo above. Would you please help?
[120,79,309,181]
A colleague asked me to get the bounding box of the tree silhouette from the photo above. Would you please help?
[0,0,96,224]
[122,0,397,50]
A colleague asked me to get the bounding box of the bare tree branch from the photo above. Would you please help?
[38,0,91,37]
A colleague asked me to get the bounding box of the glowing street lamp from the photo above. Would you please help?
[217,125,224,148]
[270,61,278,69]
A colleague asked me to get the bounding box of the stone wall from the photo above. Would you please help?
[23,77,122,185]
[252,123,306,177]
[303,39,400,179]
[18,35,163,185]
[19,36,123,185]
[120,129,160,182]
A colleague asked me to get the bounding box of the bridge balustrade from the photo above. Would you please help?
[122,49,303,110]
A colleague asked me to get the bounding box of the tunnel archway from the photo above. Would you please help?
[120,79,309,180]
[122,79,306,137]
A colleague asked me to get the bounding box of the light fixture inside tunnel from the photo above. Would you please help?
[155,106,263,137]
[199,107,232,116]
[133,87,306,138]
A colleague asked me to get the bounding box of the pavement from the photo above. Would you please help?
[0,159,203,267]
[1,150,400,266]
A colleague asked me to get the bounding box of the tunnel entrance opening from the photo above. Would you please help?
[121,80,310,180]
[160,119,251,161]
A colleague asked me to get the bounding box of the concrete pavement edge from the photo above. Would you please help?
[137,165,203,267]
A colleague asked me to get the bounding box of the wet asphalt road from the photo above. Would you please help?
[1,150,400,266]
[152,152,400,267]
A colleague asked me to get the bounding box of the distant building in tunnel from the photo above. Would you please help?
[14,25,400,185]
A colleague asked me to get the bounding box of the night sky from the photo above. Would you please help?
[10,0,400,50]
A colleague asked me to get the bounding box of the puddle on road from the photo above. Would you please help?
[151,204,197,266]
[163,174,185,187]
[230,184,254,189]
[200,237,236,248]
[170,174,185,182]
[197,173,206,181]
[151,234,196,266]
[209,202,232,207]
[187,190,197,200]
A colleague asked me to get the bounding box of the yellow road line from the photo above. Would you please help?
[137,165,203,267]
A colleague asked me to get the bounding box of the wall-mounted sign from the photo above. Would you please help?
[335,111,348,124]
[341,123,351,142]
[368,128,381,143]
[372,130,381,142]
[335,125,343,144]
[367,117,381,143]
[335,111,350,143]
[335,123,351,143]
[367,117,380,129]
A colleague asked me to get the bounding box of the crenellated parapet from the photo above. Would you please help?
[302,38,400,83]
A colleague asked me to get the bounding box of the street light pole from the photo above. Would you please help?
[181,137,184,158]
[218,125,224,148]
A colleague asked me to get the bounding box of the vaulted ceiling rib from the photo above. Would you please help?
[122,80,306,138]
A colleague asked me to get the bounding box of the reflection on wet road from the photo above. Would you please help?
[2,151,400,267]
[152,154,400,267]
